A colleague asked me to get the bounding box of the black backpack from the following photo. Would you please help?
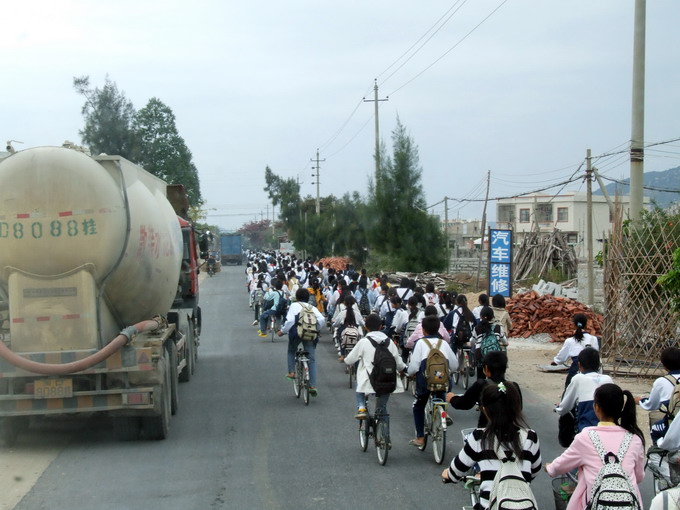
[368,336,397,395]
[358,289,371,316]
[274,291,289,317]
[454,311,473,349]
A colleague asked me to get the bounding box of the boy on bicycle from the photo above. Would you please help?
[407,316,458,447]
[344,313,406,422]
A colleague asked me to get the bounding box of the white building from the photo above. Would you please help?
[495,192,649,259]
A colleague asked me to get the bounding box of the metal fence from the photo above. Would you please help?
[602,207,680,378]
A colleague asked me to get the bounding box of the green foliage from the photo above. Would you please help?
[262,117,444,271]
[658,247,680,312]
[74,75,136,158]
[132,97,202,205]
[238,219,277,250]
[74,77,202,206]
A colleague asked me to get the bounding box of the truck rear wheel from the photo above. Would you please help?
[169,342,179,415]
[179,325,193,383]
[142,355,171,440]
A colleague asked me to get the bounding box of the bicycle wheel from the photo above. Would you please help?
[359,418,369,452]
[293,359,302,398]
[375,419,389,466]
[453,349,461,385]
[432,407,446,464]
[270,317,276,342]
[419,399,432,452]
[462,352,470,390]
[401,372,409,392]
[302,361,310,405]
[348,364,355,389]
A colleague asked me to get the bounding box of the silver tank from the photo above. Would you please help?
[0,147,183,352]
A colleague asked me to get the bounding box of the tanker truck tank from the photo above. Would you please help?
[0,147,183,353]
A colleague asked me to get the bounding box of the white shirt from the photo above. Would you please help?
[553,333,599,364]
[407,336,458,377]
[344,331,407,394]
[281,302,326,334]
[556,371,614,415]
[640,373,680,411]
[333,304,365,328]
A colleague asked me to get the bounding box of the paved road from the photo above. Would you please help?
[6,265,655,509]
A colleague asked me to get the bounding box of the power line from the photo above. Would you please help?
[598,175,680,193]
[387,0,509,97]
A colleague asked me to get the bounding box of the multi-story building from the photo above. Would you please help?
[495,192,649,259]
[441,218,485,254]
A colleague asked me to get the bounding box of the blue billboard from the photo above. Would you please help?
[488,229,512,297]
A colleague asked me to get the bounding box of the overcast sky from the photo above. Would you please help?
[3,1,679,231]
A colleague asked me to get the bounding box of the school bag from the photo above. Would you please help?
[275,291,289,317]
[367,336,397,394]
[488,430,538,510]
[479,326,502,359]
[585,430,641,510]
[422,338,449,392]
[660,374,680,425]
[296,303,319,341]
[453,311,473,349]
[262,292,276,311]
[253,288,264,306]
[403,315,420,340]
[358,289,371,316]
[341,324,360,350]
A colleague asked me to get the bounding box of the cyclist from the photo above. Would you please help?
[257,278,284,337]
[278,287,326,396]
[442,383,542,510]
[206,253,216,275]
[446,350,522,428]
[551,313,599,388]
[407,315,458,447]
[343,313,406,422]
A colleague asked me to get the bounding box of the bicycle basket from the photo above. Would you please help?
[551,475,577,510]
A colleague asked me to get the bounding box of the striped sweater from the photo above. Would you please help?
[447,427,542,510]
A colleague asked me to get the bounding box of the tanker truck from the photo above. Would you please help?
[0,145,202,443]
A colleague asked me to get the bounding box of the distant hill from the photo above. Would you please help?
[594,165,680,209]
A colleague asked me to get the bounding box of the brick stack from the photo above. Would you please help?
[506,291,603,342]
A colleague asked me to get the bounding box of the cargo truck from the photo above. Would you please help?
[0,146,203,443]
[220,233,242,265]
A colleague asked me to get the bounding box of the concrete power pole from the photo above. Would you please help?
[629,0,646,221]
[586,149,594,306]
[444,197,450,274]
[311,149,325,215]
[476,171,491,291]
[363,79,388,179]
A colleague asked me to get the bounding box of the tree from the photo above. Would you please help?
[132,97,202,205]
[238,220,275,250]
[73,75,136,158]
[369,117,445,271]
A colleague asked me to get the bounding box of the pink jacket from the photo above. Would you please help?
[405,323,451,349]
[546,425,645,510]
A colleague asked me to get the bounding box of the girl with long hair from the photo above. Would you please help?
[442,382,542,509]
[552,313,599,387]
[546,383,645,510]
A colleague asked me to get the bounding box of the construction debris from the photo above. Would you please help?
[506,291,603,342]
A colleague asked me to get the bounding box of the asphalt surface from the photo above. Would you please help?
[9,265,656,510]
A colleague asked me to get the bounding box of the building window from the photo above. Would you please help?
[536,203,553,222]
[497,205,515,223]
[519,208,530,223]
[557,207,568,222]
[567,233,578,244]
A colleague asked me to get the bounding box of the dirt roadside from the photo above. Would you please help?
[505,335,654,443]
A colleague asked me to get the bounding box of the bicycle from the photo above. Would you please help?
[358,396,390,465]
[268,314,281,343]
[441,428,481,510]
[453,344,474,390]
[417,393,449,464]
[293,348,311,405]
[646,445,680,495]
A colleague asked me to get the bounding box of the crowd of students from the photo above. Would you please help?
[241,250,679,510]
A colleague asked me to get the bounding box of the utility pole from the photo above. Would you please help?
[311,149,325,215]
[629,0,646,221]
[444,197,450,274]
[363,79,388,179]
[586,149,594,306]
[476,171,491,291]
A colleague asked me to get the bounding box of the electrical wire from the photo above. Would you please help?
[387,0,510,97]
[598,175,680,193]
[325,113,374,159]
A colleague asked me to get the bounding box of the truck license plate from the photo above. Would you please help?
[34,379,73,399]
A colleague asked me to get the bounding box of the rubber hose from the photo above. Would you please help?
[0,319,161,376]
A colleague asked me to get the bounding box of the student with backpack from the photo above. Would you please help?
[343,313,406,423]
[490,293,512,338]
[472,293,490,322]
[635,347,680,444]
[354,278,374,317]
[442,382,542,510]
[546,383,645,510]
[446,351,523,428]
[424,282,439,306]
[258,279,285,337]
[405,305,451,349]
[555,348,613,436]
[278,287,326,396]
[334,295,365,362]
[450,295,477,353]
[551,313,600,388]
[407,316,458,447]
[471,307,507,379]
